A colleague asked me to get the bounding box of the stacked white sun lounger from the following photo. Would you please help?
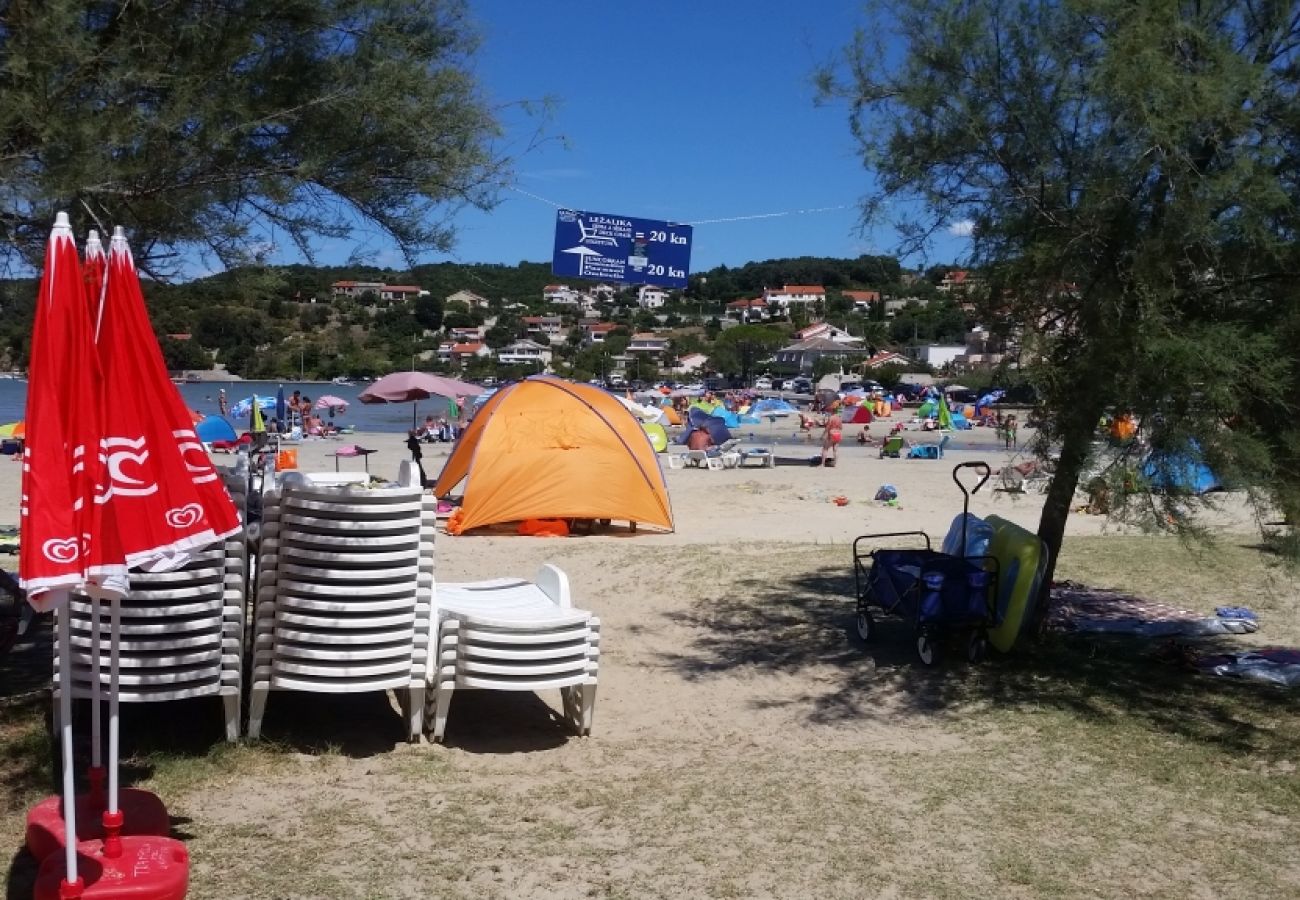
[53,472,250,741]
[428,564,600,742]
[247,473,435,741]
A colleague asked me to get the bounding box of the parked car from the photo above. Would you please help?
[790,377,813,394]
[754,376,773,391]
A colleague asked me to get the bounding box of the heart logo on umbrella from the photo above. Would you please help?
[42,537,81,564]
[164,503,204,529]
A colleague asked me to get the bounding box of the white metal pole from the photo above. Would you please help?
[108,595,120,816]
[56,595,79,885]
[90,601,101,772]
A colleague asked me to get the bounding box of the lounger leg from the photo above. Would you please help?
[406,686,425,743]
[222,692,241,742]
[247,684,268,740]
[431,683,453,743]
[580,683,597,736]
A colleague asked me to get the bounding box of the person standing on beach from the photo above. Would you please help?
[819,403,843,466]
[406,428,427,486]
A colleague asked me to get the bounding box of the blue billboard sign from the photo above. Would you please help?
[552,209,693,289]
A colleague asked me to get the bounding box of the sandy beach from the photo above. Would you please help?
[5,420,1291,899]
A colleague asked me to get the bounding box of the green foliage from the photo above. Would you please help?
[825,0,1300,560]
[0,0,504,273]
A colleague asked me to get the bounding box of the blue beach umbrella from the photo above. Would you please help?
[276,385,287,423]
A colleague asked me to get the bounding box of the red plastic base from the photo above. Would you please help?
[33,837,188,900]
[26,790,170,864]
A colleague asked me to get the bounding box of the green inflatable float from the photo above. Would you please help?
[642,422,668,452]
[984,515,1050,652]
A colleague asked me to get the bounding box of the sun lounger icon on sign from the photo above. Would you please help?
[576,218,620,248]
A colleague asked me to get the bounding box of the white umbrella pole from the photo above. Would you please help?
[90,602,103,802]
[105,594,122,858]
[56,594,80,887]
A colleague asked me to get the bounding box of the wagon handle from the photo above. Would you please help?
[953,461,991,497]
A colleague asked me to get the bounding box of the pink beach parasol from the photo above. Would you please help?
[358,371,482,426]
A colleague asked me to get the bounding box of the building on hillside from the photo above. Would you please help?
[725,297,769,322]
[495,339,553,370]
[673,352,709,375]
[843,290,882,313]
[860,351,911,370]
[773,337,871,374]
[884,296,932,318]
[627,333,669,355]
[763,284,826,310]
[446,289,490,309]
[583,322,619,345]
[937,270,981,295]
[543,284,583,306]
[907,344,966,369]
[380,285,423,302]
[637,285,669,309]
[523,315,566,345]
[445,342,490,365]
[329,281,426,302]
[591,283,617,302]
[447,325,486,342]
[331,280,385,298]
[793,322,859,345]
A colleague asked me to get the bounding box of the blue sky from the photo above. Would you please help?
[396,1,970,274]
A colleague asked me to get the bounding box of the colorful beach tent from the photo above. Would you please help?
[847,405,873,424]
[194,415,237,444]
[434,376,673,533]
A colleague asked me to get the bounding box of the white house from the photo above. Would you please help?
[379,285,423,302]
[496,339,553,369]
[764,284,826,310]
[908,344,966,369]
[637,285,669,309]
[543,284,583,306]
[523,316,567,345]
[627,332,669,355]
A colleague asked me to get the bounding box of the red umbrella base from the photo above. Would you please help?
[33,836,188,900]
[27,789,170,864]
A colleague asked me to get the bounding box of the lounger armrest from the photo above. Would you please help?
[535,564,571,608]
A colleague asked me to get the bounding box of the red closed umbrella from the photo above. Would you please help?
[19,213,111,898]
[21,216,221,898]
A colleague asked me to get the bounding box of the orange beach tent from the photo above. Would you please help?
[435,377,673,534]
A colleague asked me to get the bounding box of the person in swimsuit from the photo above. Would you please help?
[820,403,843,466]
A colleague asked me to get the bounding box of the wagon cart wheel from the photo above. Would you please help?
[916,631,940,666]
[855,609,874,642]
[966,631,988,664]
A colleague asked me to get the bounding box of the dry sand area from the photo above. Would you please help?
[2,424,1298,898]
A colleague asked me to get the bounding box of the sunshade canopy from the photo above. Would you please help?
[358,371,482,404]
[435,376,673,533]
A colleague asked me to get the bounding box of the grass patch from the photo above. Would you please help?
[2,534,1297,898]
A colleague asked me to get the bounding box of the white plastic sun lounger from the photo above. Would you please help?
[426,564,600,742]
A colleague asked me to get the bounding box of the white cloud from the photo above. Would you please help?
[947,219,975,238]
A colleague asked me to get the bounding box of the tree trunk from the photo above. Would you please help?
[1030,397,1106,633]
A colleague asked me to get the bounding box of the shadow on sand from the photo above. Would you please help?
[658,567,1296,758]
